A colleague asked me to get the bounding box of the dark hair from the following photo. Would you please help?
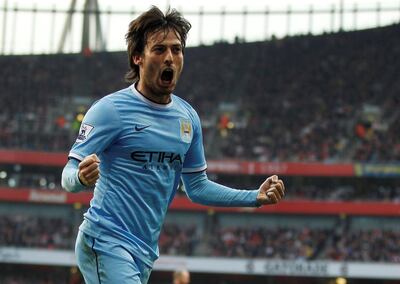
[125,6,191,83]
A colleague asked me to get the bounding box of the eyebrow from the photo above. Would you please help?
[151,43,182,49]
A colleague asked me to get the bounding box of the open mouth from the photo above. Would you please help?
[161,68,174,84]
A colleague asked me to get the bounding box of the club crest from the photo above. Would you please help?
[180,119,192,143]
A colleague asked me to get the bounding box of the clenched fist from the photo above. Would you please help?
[256,175,285,205]
[78,154,100,186]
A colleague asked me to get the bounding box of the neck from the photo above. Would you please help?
[135,82,171,105]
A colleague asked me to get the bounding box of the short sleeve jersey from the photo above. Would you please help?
[68,85,207,266]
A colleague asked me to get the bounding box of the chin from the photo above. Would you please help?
[161,84,176,94]
[156,89,173,98]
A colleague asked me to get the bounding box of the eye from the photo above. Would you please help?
[173,46,182,53]
[153,46,165,53]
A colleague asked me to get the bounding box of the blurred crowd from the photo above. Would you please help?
[1,215,399,263]
[0,52,125,151]
[324,229,400,262]
[208,226,327,260]
[158,223,199,256]
[0,265,78,284]
[285,184,400,202]
[0,215,73,249]
[204,24,400,162]
[0,274,67,284]
[209,226,400,262]
[1,24,399,162]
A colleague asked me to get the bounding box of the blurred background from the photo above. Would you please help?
[0,0,399,283]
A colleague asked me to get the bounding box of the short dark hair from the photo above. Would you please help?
[125,6,191,83]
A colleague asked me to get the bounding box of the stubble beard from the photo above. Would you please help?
[148,80,175,103]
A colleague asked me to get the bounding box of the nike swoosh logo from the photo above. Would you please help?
[135,125,151,131]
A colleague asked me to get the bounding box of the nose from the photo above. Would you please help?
[164,48,173,65]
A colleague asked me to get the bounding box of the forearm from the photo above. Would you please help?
[61,159,86,193]
[181,171,259,207]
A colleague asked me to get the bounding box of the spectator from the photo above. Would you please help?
[173,269,191,284]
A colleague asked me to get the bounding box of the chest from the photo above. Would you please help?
[113,107,193,156]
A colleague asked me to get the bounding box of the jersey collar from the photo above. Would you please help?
[130,83,174,109]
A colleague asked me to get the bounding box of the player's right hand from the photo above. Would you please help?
[78,154,100,186]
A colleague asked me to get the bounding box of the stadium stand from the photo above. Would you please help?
[0,211,399,264]
[0,264,85,284]
[0,24,399,162]
[0,215,73,249]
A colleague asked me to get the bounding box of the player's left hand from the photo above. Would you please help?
[256,175,285,205]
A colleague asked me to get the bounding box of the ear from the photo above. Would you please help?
[133,54,142,66]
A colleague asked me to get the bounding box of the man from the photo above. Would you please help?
[173,269,190,284]
[61,6,285,284]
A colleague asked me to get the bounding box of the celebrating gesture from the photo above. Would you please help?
[62,6,286,284]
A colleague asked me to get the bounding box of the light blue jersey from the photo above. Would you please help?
[68,84,207,267]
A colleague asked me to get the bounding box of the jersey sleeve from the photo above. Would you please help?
[182,171,259,207]
[182,110,207,173]
[68,97,121,161]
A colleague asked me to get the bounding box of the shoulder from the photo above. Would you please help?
[172,95,200,120]
[102,86,133,104]
[172,95,203,133]
[85,87,132,122]
[90,86,132,111]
